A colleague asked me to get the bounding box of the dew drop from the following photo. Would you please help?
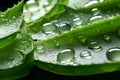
[43,23,58,34]
[59,23,71,33]
[36,44,44,53]
[78,36,87,45]
[73,18,82,25]
[43,1,50,11]
[80,50,92,59]
[57,48,75,64]
[54,40,60,47]
[106,47,120,62]
[88,41,102,51]
[104,35,111,42]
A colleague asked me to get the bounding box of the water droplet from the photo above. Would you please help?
[36,44,44,53]
[73,18,82,25]
[43,2,50,11]
[57,48,75,64]
[54,40,60,47]
[78,36,87,45]
[85,0,98,7]
[104,35,111,42]
[59,23,71,33]
[88,41,102,51]
[43,23,58,35]
[26,0,39,12]
[106,47,120,62]
[92,8,101,16]
[80,50,92,59]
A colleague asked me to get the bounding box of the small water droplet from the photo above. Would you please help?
[54,40,60,47]
[78,36,87,45]
[106,47,120,62]
[57,48,75,64]
[88,41,102,51]
[59,23,71,33]
[92,8,101,16]
[73,18,82,25]
[36,44,44,53]
[43,2,49,10]
[43,23,58,34]
[104,35,111,42]
[80,50,92,59]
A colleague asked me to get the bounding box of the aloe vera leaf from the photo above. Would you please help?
[34,15,120,76]
[0,21,34,80]
[29,0,120,41]
[0,0,23,49]
[32,1,120,75]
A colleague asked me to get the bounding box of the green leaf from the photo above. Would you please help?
[0,0,34,79]
[0,0,23,49]
[30,0,120,75]
[0,21,34,80]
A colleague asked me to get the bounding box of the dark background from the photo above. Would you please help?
[0,0,120,80]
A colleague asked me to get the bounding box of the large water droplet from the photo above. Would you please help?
[106,47,120,62]
[80,50,92,59]
[26,0,39,12]
[57,48,75,64]
[43,23,58,34]
[88,41,102,51]
[78,36,87,45]
[104,35,111,42]
[59,23,71,33]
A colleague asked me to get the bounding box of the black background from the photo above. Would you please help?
[0,0,120,80]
